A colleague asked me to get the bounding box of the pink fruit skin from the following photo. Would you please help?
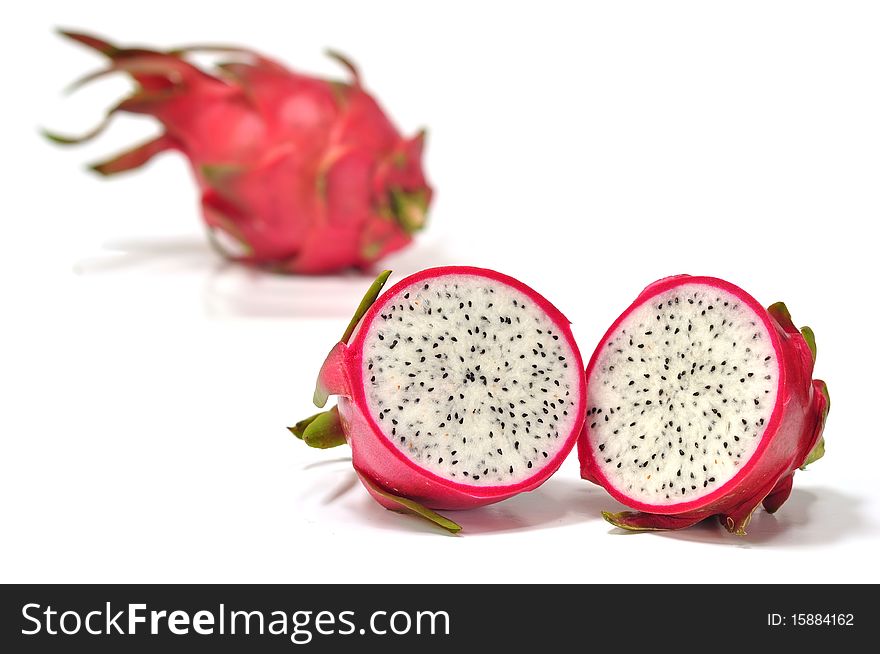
[318,267,587,511]
[53,31,432,274]
[578,275,829,533]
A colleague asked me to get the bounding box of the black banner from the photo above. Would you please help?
[0,585,868,651]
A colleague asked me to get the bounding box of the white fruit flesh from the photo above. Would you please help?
[586,284,779,505]
[361,274,581,486]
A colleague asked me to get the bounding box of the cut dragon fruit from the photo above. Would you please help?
[579,275,829,535]
[292,267,587,532]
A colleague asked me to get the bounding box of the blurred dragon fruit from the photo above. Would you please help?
[46,30,433,273]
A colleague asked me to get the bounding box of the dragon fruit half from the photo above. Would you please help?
[291,267,587,532]
[47,30,432,273]
[578,275,830,535]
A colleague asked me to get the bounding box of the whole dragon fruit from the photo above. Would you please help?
[578,275,829,535]
[291,267,587,532]
[46,30,432,274]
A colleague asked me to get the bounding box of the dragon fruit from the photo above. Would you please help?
[578,275,829,535]
[46,30,432,274]
[291,267,587,532]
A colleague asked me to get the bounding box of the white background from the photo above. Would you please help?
[2,1,878,583]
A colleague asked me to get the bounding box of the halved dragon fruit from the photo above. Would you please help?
[292,267,587,532]
[578,275,829,535]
